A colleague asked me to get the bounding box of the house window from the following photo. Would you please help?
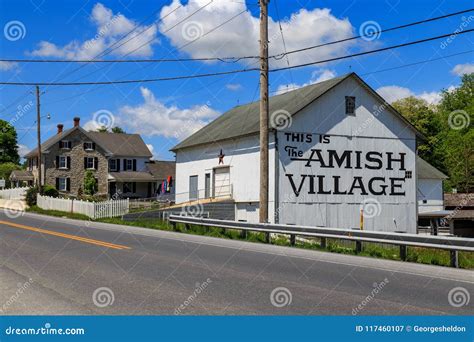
[84,142,95,151]
[59,140,72,149]
[122,159,136,171]
[59,156,67,169]
[345,96,356,115]
[57,177,67,191]
[109,159,118,172]
[84,157,97,170]
[405,170,412,179]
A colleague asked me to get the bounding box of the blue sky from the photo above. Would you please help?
[1,0,473,160]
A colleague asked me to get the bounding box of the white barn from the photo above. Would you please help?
[171,73,446,233]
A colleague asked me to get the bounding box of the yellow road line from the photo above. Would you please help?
[0,220,131,250]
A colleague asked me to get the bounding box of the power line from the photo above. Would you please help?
[48,3,183,86]
[273,0,295,86]
[1,28,473,86]
[270,7,474,59]
[270,28,474,72]
[3,7,472,65]
[269,49,474,94]
[65,0,215,84]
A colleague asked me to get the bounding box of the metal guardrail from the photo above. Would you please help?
[168,215,474,268]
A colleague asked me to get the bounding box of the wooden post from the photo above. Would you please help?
[290,234,296,246]
[400,245,407,261]
[36,85,42,193]
[258,0,269,224]
[265,232,271,244]
[355,241,362,254]
[450,250,459,268]
[320,237,327,249]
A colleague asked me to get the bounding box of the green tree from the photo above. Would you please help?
[0,119,20,164]
[392,96,443,169]
[97,126,108,133]
[84,170,97,195]
[0,162,20,187]
[111,126,125,133]
[436,73,473,192]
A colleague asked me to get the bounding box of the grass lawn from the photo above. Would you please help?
[26,206,474,269]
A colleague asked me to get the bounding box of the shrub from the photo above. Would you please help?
[42,185,59,197]
[25,186,39,206]
[84,171,97,196]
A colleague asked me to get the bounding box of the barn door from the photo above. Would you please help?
[213,167,230,198]
[204,173,211,198]
[189,175,198,201]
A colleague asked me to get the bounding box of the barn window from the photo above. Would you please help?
[405,170,412,179]
[345,96,356,115]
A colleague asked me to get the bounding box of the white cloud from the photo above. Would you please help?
[276,69,336,94]
[376,85,455,105]
[376,86,414,104]
[159,1,356,67]
[17,144,30,158]
[146,143,156,157]
[0,61,18,71]
[116,87,220,140]
[30,3,158,59]
[83,120,102,131]
[417,91,443,105]
[452,63,474,76]
[226,83,242,91]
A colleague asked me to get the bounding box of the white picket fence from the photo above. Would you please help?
[0,186,29,200]
[37,194,129,219]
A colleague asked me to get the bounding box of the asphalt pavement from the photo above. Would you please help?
[0,211,472,315]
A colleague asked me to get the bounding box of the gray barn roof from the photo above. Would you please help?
[171,73,424,151]
[416,156,448,179]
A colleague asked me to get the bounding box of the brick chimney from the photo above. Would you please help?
[57,124,64,134]
[73,117,80,127]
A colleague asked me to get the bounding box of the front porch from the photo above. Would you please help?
[108,171,174,200]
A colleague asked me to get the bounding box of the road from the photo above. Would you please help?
[0,211,472,315]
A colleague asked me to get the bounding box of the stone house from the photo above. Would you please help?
[25,117,175,199]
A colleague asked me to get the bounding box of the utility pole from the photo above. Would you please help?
[259,0,269,223]
[36,85,42,193]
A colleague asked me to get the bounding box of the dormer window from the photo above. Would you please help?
[345,96,356,115]
[59,140,72,149]
[84,142,95,151]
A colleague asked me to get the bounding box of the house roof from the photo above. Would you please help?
[146,160,175,180]
[171,72,424,151]
[25,126,152,158]
[87,132,152,157]
[25,127,77,158]
[109,172,156,182]
[416,156,448,179]
[444,193,474,207]
[9,170,33,181]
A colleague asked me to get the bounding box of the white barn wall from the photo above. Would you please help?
[275,77,417,232]
[175,134,276,222]
[174,75,421,233]
[417,178,444,213]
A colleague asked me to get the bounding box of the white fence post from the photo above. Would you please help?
[0,186,29,200]
[36,194,129,219]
